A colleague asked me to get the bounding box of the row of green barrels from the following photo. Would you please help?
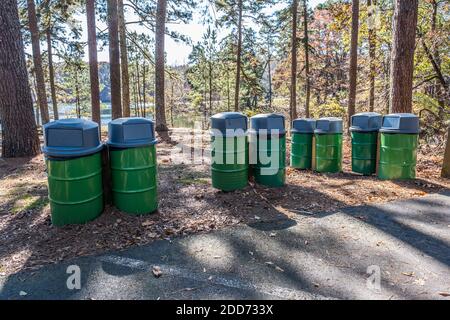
[211,112,420,192]
[211,113,286,191]
[43,118,158,226]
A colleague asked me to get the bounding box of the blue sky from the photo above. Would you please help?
[73,0,326,66]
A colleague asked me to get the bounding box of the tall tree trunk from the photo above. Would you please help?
[290,0,298,121]
[86,0,101,131]
[389,0,419,113]
[155,0,169,135]
[430,0,446,111]
[118,0,130,117]
[142,62,146,118]
[136,60,142,116]
[75,72,80,118]
[368,0,376,112]
[209,61,213,117]
[226,66,230,111]
[442,126,450,178]
[348,0,359,128]
[107,0,122,119]
[267,44,272,110]
[132,71,139,116]
[31,79,40,125]
[383,49,391,113]
[27,0,49,124]
[234,0,243,112]
[170,81,174,127]
[303,0,310,118]
[46,28,58,120]
[0,0,40,157]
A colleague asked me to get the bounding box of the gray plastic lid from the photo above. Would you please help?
[314,117,343,134]
[291,118,316,133]
[210,112,247,136]
[249,113,286,135]
[107,117,157,148]
[379,113,419,134]
[42,118,103,158]
[350,112,382,132]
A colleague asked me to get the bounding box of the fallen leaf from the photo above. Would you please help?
[413,278,425,286]
[152,266,162,278]
[438,292,450,297]
[142,221,154,227]
[275,266,284,272]
[402,272,415,277]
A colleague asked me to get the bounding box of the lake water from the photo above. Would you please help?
[32,103,203,129]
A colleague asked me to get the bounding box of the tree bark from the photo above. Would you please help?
[46,29,58,120]
[234,0,243,112]
[136,59,142,116]
[142,62,146,118]
[267,43,272,110]
[209,60,213,117]
[367,0,376,112]
[0,0,40,157]
[86,0,101,132]
[303,0,310,118]
[155,0,169,135]
[118,0,130,117]
[389,0,419,113]
[170,81,174,127]
[226,66,230,111]
[27,0,50,124]
[347,0,359,128]
[290,0,298,121]
[75,72,80,118]
[442,126,450,178]
[107,0,122,119]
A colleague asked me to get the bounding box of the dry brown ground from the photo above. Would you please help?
[0,129,449,276]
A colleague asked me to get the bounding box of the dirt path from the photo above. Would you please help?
[0,129,449,276]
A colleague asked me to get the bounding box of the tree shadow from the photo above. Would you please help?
[391,178,450,193]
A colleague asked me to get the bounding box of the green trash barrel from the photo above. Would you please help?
[378,113,419,180]
[290,118,316,169]
[210,112,248,191]
[107,118,158,214]
[350,112,382,175]
[42,119,104,226]
[249,113,286,187]
[314,117,343,173]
